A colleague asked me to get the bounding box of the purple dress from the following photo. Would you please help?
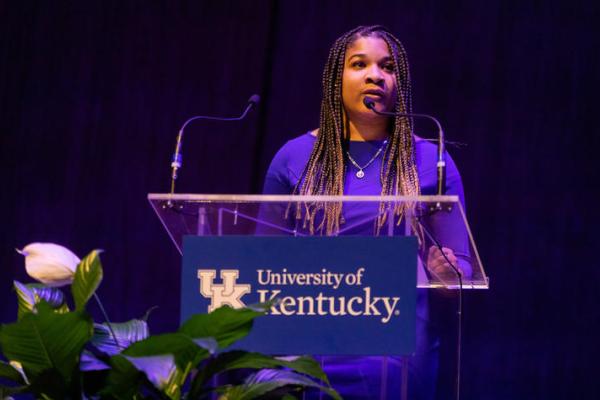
[262,131,467,400]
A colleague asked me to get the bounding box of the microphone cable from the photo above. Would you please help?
[416,214,464,400]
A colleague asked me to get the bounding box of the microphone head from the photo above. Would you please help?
[248,94,261,105]
[363,97,376,109]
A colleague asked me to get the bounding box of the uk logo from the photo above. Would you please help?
[197,269,251,312]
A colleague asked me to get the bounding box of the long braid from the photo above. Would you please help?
[295,25,421,236]
[376,33,421,237]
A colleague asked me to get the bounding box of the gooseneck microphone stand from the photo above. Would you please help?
[169,94,260,198]
[364,97,464,400]
[363,97,446,196]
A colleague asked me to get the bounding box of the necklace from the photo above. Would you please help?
[346,140,388,179]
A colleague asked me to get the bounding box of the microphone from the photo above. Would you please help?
[363,97,446,196]
[169,94,260,195]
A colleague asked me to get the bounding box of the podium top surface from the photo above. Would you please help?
[148,193,488,289]
[148,193,461,202]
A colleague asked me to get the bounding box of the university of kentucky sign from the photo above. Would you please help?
[181,236,417,355]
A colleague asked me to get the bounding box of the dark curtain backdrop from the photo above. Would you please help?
[1,1,598,399]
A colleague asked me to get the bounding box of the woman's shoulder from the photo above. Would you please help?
[279,130,316,152]
[263,130,316,193]
[267,130,315,172]
[270,130,316,164]
[413,135,436,152]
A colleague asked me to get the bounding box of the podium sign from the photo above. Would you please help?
[181,235,417,355]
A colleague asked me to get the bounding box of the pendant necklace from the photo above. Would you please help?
[346,140,388,179]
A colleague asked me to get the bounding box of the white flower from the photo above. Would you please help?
[17,243,80,287]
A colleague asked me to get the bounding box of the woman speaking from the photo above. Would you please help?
[263,25,468,400]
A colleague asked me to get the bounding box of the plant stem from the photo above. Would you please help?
[93,292,121,349]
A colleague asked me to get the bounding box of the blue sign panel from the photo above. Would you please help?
[181,236,417,355]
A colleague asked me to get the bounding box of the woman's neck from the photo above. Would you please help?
[347,117,389,141]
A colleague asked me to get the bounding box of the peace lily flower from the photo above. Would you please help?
[17,242,80,287]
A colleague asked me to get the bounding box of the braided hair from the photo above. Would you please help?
[295,25,420,235]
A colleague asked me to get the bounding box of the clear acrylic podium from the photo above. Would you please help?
[148,194,488,289]
[148,193,488,399]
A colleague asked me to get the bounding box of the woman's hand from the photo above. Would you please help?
[426,246,461,279]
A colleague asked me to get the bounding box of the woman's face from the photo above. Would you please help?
[342,36,397,120]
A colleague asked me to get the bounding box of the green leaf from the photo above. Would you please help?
[0,361,25,385]
[29,284,66,308]
[91,319,150,356]
[192,337,218,355]
[82,318,150,372]
[27,367,69,399]
[124,333,209,369]
[224,369,341,400]
[71,250,103,310]
[14,281,68,320]
[101,355,145,400]
[80,350,110,371]
[245,369,339,399]
[273,356,330,385]
[190,352,328,397]
[179,306,264,349]
[122,333,210,399]
[124,354,177,392]
[0,302,93,383]
[54,303,70,314]
[14,281,36,319]
[0,384,27,398]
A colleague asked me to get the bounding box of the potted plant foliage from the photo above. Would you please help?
[0,243,340,400]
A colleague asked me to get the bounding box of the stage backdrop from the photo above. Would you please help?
[1,1,598,399]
